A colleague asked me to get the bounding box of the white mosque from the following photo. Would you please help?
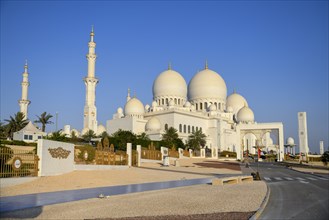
[15,28,286,161]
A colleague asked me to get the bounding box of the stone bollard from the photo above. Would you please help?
[189,149,193,157]
[201,148,206,158]
[175,159,180,167]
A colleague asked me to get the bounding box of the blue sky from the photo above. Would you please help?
[1,0,328,153]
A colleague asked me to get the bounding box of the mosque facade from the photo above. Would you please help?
[49,29,286,161]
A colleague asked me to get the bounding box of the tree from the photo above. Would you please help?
[0,121,7,139]
[34,112,53,132]
[187,129,206,151]
[321,151,329,166]
[111,129,136,150]
[48,130,67,142]
[162,127,179,148]
[136,132,151,147]
[4,112,29,139]
[82,130,96,142]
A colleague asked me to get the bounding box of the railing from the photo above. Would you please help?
[95,150,128,165]
[0,147,39,178]
[169,150,179,158]
[141,148,162,160]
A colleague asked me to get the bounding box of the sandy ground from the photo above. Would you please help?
[0,159,267,219]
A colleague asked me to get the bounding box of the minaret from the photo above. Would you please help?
[18,60,30,120]
[83,26,98,133]
[126,88,131,102]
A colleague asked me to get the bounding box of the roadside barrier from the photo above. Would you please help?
[212,175,253,186]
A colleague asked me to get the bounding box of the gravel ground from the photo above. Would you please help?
[1,181,266,219]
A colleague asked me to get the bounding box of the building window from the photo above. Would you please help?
[188,126,190,133]
[38,136,42,139]
[24,135,28,140]
[174,98,177,104]
[28,135,33,140]
[195,103,198,110]
[205,102,207,110]
[178,99,180,105]
[218,103,221,111]
[184,125,186,133]
[179,124,182,133]
[200,127,202,132]
[162,99,164,105]
[196,127,198,131]
[192,126,195,132]
[200,103,203,110]
[158,100,160,105]
[165,124,168,130]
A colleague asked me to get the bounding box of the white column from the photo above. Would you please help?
[200,148,206,158]
[278,125,284,161]
[136,145,141,167]
[126,143,132,167]
[19,61,30,120]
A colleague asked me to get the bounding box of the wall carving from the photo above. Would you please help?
[48,147,71,159]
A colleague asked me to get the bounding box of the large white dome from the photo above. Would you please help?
[153,68,187,100]
[188,68,227,101]
[124,97,144,116]
[145,117,161,132]
[237,106,254,123]
[226,91,248,115]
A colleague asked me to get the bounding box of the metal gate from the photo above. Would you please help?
[0,146,39,178]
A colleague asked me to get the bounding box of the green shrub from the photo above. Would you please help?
[220,150,237,158]
[321,151,329,166]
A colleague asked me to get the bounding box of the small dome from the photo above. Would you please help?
[153,68,187,100]
[117,107,123,114]
[145,117,161,132]
[124,97,144,116]
[226,106,233,113]
[286,137,295,146]
[71,129,80,137]
[81,128,89,135]
[169,99,175,106]
[184,101,191,107]
[145,104,150,111]
[226,91,248,115]
[97,124,106,135]
[152,101,158,107]
[209,104,217,111]
[188,68,227,101]
[237,106,254,123]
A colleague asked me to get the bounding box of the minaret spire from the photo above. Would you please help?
[127,88,131,102]
[83,27,99,133]
[19,61,31,120]
[168,62,172,70]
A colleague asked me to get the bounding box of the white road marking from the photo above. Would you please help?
[264,177,271,181]
[306,177,317,181]
[296,177,306,181]
[284,177,294,181]
[299,181,309,184]
[274,177,283,181]
[316,177,328,180]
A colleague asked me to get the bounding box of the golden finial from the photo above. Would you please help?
[24,59,28,71]
[168,62,172,70]
[90,25,95,37]
[205,60,208,69]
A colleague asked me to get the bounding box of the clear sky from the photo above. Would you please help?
[1,0,328,153]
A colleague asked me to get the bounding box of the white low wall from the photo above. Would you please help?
[37,139,74,176]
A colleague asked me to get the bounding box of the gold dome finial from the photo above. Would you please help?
[90,25,95,37]
[205,60,208,69]
[168,62,172,70]
[24,59,28,72]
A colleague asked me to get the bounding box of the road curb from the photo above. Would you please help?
[249,182,270,220]
[289,167,328,178]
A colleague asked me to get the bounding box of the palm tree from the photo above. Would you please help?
[136,132,151,147]
[82,129,96,142]
[187,129,206,151]
[34,112,53,132]
[4,112,29,139]
[48,130,67,142]
[162,127,179,148]
[112,129,136,150]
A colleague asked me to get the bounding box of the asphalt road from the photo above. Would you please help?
[250,162,329,220]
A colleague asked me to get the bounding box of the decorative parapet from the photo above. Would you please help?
[48,147,71,159]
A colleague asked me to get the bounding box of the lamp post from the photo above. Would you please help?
[254,140,263,180]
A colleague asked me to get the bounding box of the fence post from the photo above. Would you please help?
[189,149,193,157]
[178,148,183,158]
[201,148,206,158]
[136,145,141,167]
[126,143,132,167]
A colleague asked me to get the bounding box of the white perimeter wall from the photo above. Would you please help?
[37,139,74,176]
